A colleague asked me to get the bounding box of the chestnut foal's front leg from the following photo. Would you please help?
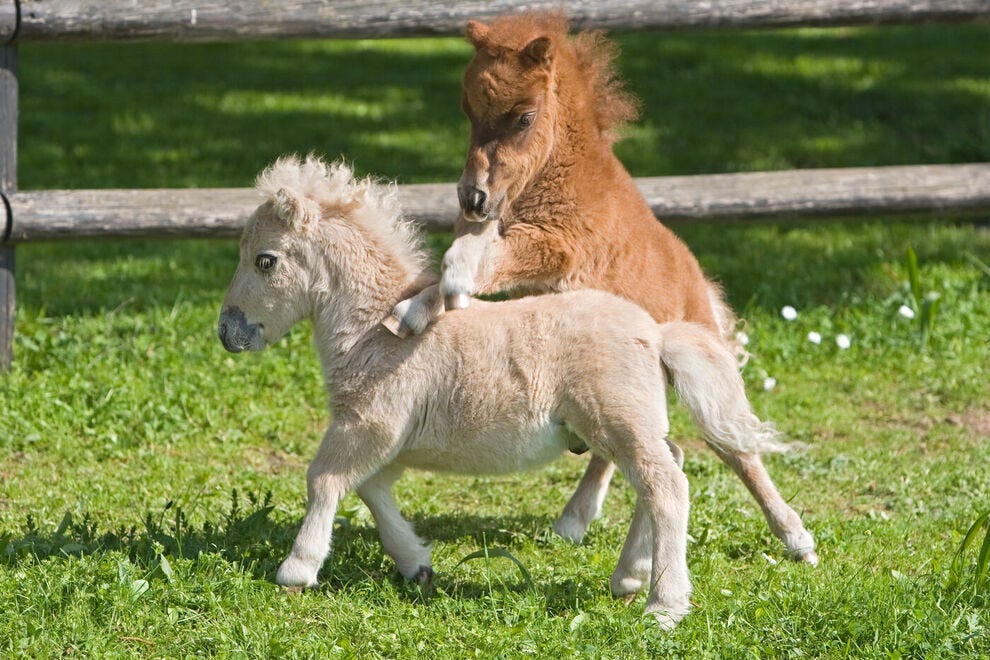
[439,217,501,310]
[276,422,401,588]
[383,283,444,338]
[441,219,572,306]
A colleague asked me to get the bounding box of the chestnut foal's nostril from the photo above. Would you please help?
[470,189,487,214]
[458,185,487,215]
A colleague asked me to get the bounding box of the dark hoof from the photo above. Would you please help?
[414,566,434,588]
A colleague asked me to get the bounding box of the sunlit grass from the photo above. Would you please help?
[1,25,989,657]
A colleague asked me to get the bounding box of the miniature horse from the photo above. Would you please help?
[388,12,817,565]
[219,155,795,629]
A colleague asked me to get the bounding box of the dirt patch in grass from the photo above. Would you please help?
[947,407,990,439]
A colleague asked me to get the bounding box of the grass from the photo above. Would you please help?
[1,25,990,657]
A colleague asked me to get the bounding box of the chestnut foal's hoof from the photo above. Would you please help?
[444,293,471,310]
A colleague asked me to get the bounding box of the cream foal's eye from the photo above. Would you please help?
[255,253,278,272]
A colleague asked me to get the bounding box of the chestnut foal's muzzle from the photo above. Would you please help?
[457,184,487,217]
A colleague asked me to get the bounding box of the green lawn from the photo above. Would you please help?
[2,26,989,657]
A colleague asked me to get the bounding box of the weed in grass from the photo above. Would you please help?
[904,245,941,351]
[948,510,990,602]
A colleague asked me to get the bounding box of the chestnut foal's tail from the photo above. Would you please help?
[657,322,791,456]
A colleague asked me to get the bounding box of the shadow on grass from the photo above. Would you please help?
[617,25,990,175]
[19,40,471,190]
[18,27,990,190]
[0,490,295,578]
[15,219,989,320]
[0,490,599,608]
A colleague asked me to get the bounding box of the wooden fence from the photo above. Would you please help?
[1,0,990,367]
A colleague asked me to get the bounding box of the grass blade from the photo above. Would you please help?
[454,546,534,590]
[949,510,990,594]
[906,246,922,306]
[976,515,990,592]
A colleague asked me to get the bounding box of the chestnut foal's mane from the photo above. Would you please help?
[477,11,640,143]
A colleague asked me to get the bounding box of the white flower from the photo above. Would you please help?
[898,305,915,319]
[781,305,798,321]
[807,331,822,344]
[763,376,777,391]
[836,334,851,349]
[735,331,750,346]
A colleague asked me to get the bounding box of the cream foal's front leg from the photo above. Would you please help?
[276,422,400,588]
[356,464,433,583]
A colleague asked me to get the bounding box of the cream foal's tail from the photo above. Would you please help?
[656,322,792,455]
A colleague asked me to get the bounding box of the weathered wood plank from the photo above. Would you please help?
[6,164,990,242]
[638,164,990,220]
[0,44,16,370]
[13,0,990,42]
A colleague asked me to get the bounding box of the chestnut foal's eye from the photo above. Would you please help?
[517,111,536,129]
[255,253,278,272]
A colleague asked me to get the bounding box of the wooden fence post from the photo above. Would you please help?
[0,33,16,370]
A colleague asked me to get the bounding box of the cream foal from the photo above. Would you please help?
[218,155,797,630]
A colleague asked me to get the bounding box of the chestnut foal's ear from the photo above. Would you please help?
[520,36,552,68]
[465,20,490,49]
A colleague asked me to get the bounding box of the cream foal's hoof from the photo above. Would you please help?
[792,547,820,566]
[275,556,319,588]
[650,608,687,632]
[552,515,590,545]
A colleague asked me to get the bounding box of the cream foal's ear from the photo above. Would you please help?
[274,187,317,230]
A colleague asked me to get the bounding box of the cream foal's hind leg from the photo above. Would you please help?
[356,464,433,584]
[554,440,684,544]
[553,455,615,543]
[613,441,692,630]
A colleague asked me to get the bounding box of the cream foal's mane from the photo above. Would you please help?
[255,154,429,277]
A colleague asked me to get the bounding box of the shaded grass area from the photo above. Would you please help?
[2,25,989,657]
[19,25,990,188]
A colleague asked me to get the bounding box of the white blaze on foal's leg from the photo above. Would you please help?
[440,219,500,310]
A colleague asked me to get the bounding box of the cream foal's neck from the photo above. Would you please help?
[309,250,431,380]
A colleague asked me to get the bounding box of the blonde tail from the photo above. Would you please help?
[657,322,791,455]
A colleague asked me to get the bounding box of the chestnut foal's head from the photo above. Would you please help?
[457,16,563,221]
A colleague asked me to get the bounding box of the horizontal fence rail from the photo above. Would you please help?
[3,0,989,42]
[5,163,989,242]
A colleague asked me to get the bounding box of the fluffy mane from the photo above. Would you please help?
[479,11,640,142]
[255,154,429,275]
